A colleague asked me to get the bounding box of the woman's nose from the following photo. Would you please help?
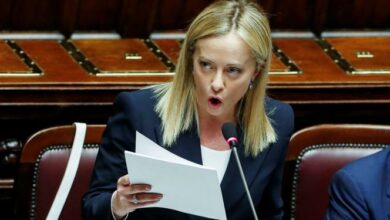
[211,72,224,92]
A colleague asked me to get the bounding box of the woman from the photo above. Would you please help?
[83,0,294,219]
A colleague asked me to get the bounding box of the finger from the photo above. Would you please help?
[129,184,152,194]
[127,195,162,208]
[117,175,130,186]
[134,199,162,207]
[133,193,163,203]
[118,184,152,197]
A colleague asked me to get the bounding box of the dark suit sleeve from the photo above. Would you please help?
[325,169,369,220]
[259,102,294,220]
[82,92,137,219]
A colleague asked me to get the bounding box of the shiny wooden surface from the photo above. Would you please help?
[271,38,345,86]
[153,39,181,65]
[0,34,388,140]
[272,38,390,85]
[0,41,29,72]
[326,37,390,71]
[1,37,390,105]
[72,39,169,72]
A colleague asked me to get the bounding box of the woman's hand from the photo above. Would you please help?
[111,174,163,219]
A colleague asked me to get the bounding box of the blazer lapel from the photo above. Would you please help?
[220,127,271,211]
[154,124,202,165]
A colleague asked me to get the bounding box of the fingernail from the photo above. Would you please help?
[145,185,151,191]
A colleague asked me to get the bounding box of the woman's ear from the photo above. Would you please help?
[254,63,264,77]
[251,71,259,81]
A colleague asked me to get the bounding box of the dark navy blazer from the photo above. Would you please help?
[325,147,390,220]
[83,89,294,220]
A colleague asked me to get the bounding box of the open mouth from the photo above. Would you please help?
[208,97,222,109]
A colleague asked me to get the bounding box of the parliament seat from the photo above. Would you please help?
[14,124,105,219]
[285,124,390,220]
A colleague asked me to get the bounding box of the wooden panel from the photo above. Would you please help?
[8,0,79,35]
[153,39,295,74]
[371,0,390,27]
[0,41,30,73]
[258,0,275,12]
[0,0,389,36]
[267,0,315,29]
[119,0,159,37]
[0,37,389,104]
[153,0,187,31]
[153,0,323,32]
[58,0,79,37]
[0,0,12,29]
[271,53,290,72]
[326,37,390,73]
[15,40,87,80]
[76,0,122,31]
[181,0,214,23]
[0,40,173,88]
[0,40,173,111]
[10,0,61,30]
[153,39,181,65]
[311,0,329,33]
[164,0,214,32]
[72,39,170,73]
[326,0,390,29]
[271,38,344,86]
[271,38,390,85]
[269,38,390,104]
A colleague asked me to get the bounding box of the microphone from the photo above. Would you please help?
[222,123,259,220]
[221,123,239,147]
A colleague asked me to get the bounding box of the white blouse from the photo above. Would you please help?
[200,145,232,183]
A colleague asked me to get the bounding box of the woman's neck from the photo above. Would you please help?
[197,112,235,151]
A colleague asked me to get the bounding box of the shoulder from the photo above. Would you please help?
[115,88,156,106]
[113,88,159,123]
[330,147,390,202]
[335,147,390,182]
[327,147,390,219]
[326,160,369,220]
[265,96,294,136]
[114,88,157,112]
[265,96,294,119]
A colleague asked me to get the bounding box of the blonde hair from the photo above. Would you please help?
[153,0,276,157]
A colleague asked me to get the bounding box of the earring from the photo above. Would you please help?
[249,80,254,89]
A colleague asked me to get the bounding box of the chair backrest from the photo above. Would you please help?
[285,124,390,220]
[14,124,105,220]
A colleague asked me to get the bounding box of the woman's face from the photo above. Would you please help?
[192,32,258,121]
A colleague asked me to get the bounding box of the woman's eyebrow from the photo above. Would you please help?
[198,56,213,63]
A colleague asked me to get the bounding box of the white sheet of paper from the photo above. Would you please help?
[123,131,226,220]
[135,131,203,167]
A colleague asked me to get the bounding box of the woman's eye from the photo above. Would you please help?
[227,67,241,75]
[199,61,211,70]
